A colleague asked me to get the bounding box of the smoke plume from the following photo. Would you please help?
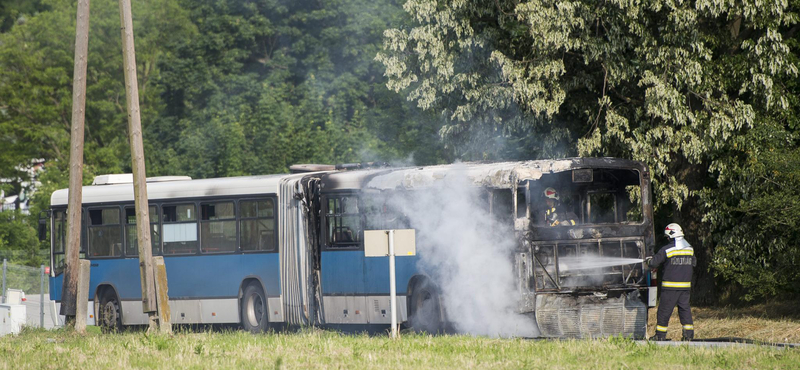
[384,166,538,337]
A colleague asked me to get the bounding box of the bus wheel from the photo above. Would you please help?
[98,293,122,333]
[409,281,442,333]
[241,284,269,333]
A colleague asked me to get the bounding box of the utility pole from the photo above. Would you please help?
[118,0,161,332]
[61,0,90,327]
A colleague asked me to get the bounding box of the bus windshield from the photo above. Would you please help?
[528,168,643,226]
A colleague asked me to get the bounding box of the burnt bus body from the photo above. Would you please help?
[305,157,653,338]
[45,158,650,336]
[514,158,654,338]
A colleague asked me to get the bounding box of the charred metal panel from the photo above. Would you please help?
[532,225,649,241]
[535,292,647,338]
[531,237,645,292]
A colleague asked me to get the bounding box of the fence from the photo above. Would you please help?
[0,250,49,270]
[1,259,61,329]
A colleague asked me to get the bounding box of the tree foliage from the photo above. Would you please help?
[0,0,446,265]
[147,0,446,178]
[2,0,800,301]
[379,0,800,300]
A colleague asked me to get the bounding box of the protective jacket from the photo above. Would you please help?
[650,237,695,290]
[545,205,577,226]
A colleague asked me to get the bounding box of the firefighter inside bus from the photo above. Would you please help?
[542,187,578,226]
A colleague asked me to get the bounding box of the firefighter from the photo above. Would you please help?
[646,223,696,341]
[543,187,577,226]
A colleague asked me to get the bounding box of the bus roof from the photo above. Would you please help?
[50,158,646,205]
[50,173,292,206]
[321,157,646,191]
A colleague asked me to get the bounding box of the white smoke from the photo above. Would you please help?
[384,165,538,337]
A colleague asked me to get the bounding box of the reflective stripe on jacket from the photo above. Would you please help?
[650,238,696,290]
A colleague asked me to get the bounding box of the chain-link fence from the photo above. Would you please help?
[0,250,50,271]
[1,258,62,329]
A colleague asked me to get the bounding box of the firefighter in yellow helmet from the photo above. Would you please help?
[646,223,696,341]
[543,187,577,226]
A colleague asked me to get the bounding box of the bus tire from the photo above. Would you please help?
[241,283,269,333]
[98,292,122,333]
[409,281,443,333]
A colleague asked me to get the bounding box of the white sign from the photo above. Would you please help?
[364,229,416,257]
[363,229,416,339]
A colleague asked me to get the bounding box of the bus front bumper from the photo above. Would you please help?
[518,289,647,339]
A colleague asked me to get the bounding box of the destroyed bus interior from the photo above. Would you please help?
[523,167,650,293]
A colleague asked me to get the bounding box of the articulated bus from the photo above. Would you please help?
[48,158,655,337]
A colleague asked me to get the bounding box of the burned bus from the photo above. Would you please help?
[48,157,653,338]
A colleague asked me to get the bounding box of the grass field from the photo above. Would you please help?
[0,326,798,370]
[2,302,799,369]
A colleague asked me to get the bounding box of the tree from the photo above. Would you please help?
[151,0,447,178]
[0,0,196,180]
[378,0,799,301]
[0,0,195,265]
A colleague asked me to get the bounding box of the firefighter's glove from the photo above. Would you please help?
[644,256,653,267]
[546,210,558,225]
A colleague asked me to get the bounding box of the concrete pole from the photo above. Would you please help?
[118,0,158,331]
[61,0,90,326]
[388,230,397,339]
[153,257,172,334]
[40,265,45,328]
[75,260,91,333]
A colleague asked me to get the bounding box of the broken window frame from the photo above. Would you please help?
[323,193,363,250]
[528,169,644,227]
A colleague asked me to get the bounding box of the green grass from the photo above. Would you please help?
[1,327,798,369]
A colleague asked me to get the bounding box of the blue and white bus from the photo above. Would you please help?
[48,158,655,337]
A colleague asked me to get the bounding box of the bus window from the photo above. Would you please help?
[240,199,276,252]
[516,187,528,219]
[163,204,198,255]
[125,206,160,256]
[326,195,362,247]
[52,209,87,273]
[588,192,616,224]
[53,210,66,274]
[622,186,643,223]
[88,207,122,257]
[491,189,513,225]
[362,194,406,230]
[200,202,236,253]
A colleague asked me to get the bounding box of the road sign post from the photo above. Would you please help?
[364,229,416,339]
[388,230,397,339]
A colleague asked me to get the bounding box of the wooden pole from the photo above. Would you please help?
[118,0,158,330]
[60,0,91,325]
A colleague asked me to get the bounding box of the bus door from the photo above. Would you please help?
[319,193,368,324]
[360,192,417,325]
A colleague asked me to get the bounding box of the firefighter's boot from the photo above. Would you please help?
[649,332,667,341]
[681,330,694,341]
